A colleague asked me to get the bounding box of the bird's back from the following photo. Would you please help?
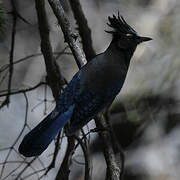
[79,46,128,92]
[67,48,128,134]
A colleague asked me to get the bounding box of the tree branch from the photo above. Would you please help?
[0,47,71,74]
[0,0,17,108]
[74,135,91,180]
[55,136,75,180]
[44,132,63,175]
[95,114,122,180]
[68,0,96,61]
[35,0,63,101]
[0,82,46,97]
[48,0,87,68]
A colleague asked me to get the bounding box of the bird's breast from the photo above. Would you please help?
[82,63,127,92]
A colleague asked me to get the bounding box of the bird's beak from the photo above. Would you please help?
[137,36,152,44]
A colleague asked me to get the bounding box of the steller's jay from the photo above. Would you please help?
[19,14,152,157]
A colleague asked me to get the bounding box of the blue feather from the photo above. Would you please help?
[67,83,123,135]
[19,72,81,157]
[19,104,75,157]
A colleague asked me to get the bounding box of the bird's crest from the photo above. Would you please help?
[106,13,137,36]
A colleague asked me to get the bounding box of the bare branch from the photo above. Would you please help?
[55,136,75,180]
[44,132,63,175]
[48,0,87,68]
[95,114,121,180]
[1,0,17,108]
[0,82,46,97]
[14,158,37,180]
[35,0,63,101]
[74,135,91,180]
[16,12,31,25]
[69,0,96,61]
[0,47,71,74]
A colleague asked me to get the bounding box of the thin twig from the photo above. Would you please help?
[0,93,33,179]
[2,161,24,180]
[22,168,46,180]
[44,131,63,175]
[0,82,46,97]
[1,0,17,108]
[0,93,28,179]
[74,135,91,180]
[0,70,8,87]
[0,49,71,74]
[14,158,37,180]
[55,136,76,180]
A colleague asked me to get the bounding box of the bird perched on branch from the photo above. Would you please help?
[19,14,152,157]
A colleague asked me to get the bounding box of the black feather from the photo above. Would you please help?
[106,13,137,35]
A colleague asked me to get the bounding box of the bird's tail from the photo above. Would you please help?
[18,105,75,157]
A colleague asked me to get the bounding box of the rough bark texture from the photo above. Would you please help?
[48,0,87,68]
[95,114,121,180]
[35,0,63,101]
[69,0,96,61]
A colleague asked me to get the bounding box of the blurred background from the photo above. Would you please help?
[0,0,180,179]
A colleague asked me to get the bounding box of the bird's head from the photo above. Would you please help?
[106,13,152,50]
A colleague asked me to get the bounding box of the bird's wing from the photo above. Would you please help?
[56,71,82,112]
[67,83,122,135]
[19,104,75,157]
[18,71,82,157]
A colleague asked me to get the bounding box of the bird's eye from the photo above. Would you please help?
[126,33,133,37]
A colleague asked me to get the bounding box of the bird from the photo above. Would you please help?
[18,13,152,157]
